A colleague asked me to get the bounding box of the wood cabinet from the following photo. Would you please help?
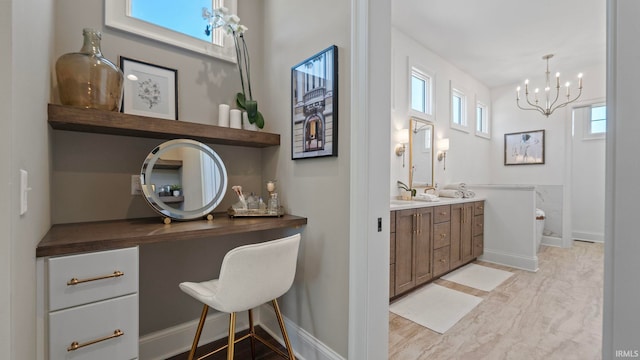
[390,200,485,300]
[393,207,433,296]
[450,202,474,269]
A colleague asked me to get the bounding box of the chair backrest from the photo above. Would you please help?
[216,233,301,313]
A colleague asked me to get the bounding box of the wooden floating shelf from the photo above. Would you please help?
[48,104,280,148]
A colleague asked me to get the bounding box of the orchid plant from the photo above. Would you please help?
[203,7,264,128]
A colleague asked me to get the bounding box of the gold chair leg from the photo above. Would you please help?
[272,299,296,360]
[227,312,236,360]
[248,309,256,360]
[188,305,209,360]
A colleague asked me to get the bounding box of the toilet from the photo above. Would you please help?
[535,208,546,252]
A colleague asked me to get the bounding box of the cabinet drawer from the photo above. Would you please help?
[473,201,485,215]
[49,294,138,360]
[472,215,484,237]
[433,246,450,277]
[434,205,451,223]
[473,235,484,258]
[433,222,450,249]
[49,247,138,311]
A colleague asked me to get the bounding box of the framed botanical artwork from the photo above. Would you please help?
[504,129,545,165]
[291,45,338,159]
[120,56,178,120]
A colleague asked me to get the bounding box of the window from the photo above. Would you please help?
[409,65,434,120]
[105,0,237,62]
[450,86,467,131]
[589,105,606,135]
[476,101,490,138]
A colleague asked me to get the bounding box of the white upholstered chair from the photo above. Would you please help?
[179,233,301,360]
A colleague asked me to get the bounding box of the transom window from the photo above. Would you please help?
[450,87,467,131]
[410,66,434,120]
[105,0,236,62]
[476,101,490,138]
[589,104,606,135]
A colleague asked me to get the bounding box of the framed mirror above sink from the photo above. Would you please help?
[409,117,434,190]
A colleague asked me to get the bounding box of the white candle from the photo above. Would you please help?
[218,104,230,127]
[267,181,275,192]
[230,109,242,129]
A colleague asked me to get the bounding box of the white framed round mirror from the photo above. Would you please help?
[140,139,228,221]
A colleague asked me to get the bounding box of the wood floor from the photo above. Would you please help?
[167,326,286,360]
[389,241,604,360]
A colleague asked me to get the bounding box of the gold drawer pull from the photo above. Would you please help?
[439,259,447,263]
[67,329,124,352]
[439,212,447,215]
[477,223,483,227]
[440,233,446,239]
[67,271,124,286]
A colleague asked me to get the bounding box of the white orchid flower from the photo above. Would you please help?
[237,25,248,34]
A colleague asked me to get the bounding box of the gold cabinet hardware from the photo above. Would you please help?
[67,270,124,286]
[67,329,124,352]
[440,233,446,239]
[439,258,446,263]
[439,211,447,216]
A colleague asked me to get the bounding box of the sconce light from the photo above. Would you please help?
[395,129,410,167]
[437,138,450,170]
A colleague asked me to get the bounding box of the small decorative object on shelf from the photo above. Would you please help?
[203,7,264,129]
[55,28,124,111]
[228,183,283,217]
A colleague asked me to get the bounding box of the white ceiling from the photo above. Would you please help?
[392,0,607,89]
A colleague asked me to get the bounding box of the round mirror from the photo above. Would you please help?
[140,139,228,220]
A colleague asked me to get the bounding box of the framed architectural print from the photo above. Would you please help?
[504,129,545,165]
[120,56,178,120]
[291,45,338,159]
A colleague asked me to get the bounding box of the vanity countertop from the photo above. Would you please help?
[37,214,307,257]
[390,197,485,211]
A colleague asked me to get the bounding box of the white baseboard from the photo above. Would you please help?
[138,305,343,360]
[541,235,563,247]
[479,249,538,272]
[572,231,604,243]
[257,304,345,360]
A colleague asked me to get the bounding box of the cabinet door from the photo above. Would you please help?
[394,209,415,295]
[415,207,433,286]
[451,203,473,268]
[473,234,484,258]
[390,231,396,298]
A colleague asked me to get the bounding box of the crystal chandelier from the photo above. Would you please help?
[516,54,583,117]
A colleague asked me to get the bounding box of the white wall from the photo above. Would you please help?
[603,0,640,355]
[490,63,606,246]
[390,28,492,197]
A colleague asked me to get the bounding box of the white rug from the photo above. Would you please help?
[389,284,482,334]
[441,263,514,292]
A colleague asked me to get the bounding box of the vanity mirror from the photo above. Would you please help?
[141,139,228,222]
[409,117,434,190]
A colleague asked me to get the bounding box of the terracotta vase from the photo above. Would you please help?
[56,28,124,111]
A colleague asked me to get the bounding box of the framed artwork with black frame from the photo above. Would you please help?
[290,45,338,159]
[120,56,178,120]
[504,129,545,165]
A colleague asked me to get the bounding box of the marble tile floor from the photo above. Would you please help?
[389,241,604,360]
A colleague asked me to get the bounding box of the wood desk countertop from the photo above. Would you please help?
[37,214,308,257]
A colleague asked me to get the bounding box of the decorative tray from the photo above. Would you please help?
[227,206,285,218]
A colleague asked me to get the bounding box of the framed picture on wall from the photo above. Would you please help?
[504,129,545,165]
[290,45,338,160]
[120,56,178,120]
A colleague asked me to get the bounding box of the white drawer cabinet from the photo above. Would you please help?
[49,294,138,360]
[45,247,139,360]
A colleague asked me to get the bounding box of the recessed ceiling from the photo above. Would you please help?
[392,0,606,89]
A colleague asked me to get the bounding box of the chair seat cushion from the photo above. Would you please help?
[179,280,223,309]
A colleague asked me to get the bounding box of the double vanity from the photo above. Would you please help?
[390,198,485,299]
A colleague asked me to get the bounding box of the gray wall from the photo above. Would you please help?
[261,1,352,355]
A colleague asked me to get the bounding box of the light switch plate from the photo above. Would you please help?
[20,169,29,215]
